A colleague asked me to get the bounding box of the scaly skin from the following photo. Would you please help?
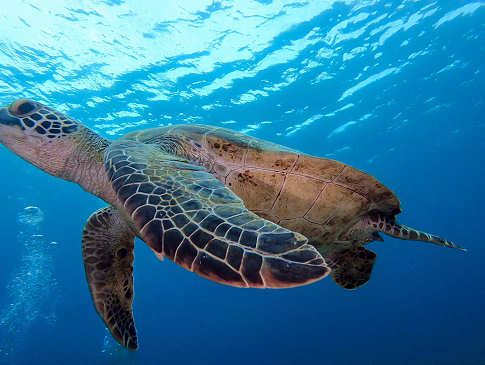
[61,128,117,203]
[0,99,116,204]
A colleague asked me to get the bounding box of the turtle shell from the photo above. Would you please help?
[123,125,401,253]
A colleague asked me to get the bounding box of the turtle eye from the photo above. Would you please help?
[9,100,37,116]
[18,101,36,114]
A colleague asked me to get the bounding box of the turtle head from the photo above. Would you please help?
[0,99,79,134]
[0,99,88,178]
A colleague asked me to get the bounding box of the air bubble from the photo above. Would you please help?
[17,206,44,226]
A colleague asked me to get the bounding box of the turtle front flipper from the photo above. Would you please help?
[325,247,377,289]
[82,206,138,350]
[105,140,329,288]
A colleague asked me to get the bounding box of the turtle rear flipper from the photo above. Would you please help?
[82,206,138,350]
[360,212,465,251]
[105,140,329,288]
[325,247,377,289]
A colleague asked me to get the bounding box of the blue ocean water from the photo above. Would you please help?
[0,1,484,364]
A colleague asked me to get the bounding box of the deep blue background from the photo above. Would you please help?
[0,1,484,364]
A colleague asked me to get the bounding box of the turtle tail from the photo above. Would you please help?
[366,212,466,251]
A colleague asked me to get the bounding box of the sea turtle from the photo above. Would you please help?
[0,99,463,350]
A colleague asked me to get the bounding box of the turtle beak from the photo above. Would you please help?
[0,107,25,149]
[0,107,23,128]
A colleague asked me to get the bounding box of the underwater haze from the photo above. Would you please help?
[0,0,484,364]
